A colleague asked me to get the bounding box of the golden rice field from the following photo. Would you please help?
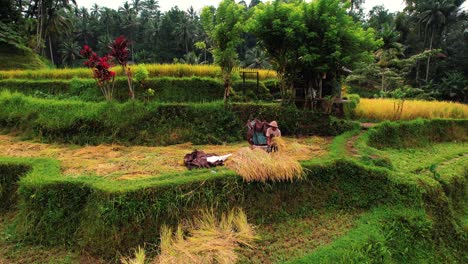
[0,135,329,180]
[0,64,277,80]
[356,98,468,120]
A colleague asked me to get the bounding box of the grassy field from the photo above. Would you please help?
[355,98,468,121]
[0,64,277,80]
[2,135,464,263]
[0,118,466,263]
[238,210,362,263]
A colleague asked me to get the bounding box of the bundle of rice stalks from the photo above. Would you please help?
[226,138,304,182]
[156,208,257,264]
[121,246,146,264]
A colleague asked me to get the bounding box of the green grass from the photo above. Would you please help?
[0,119,466,262]
[239,209,362,263]
[366,142,467,174]
[0,213,97,264]
[0,91,358,146]
[0,44,48,70]
[287,205,466,264]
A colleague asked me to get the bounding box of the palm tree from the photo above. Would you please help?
[100,7,114,38]
[46,7,73,65]
[34,0,76,55]
[119,1,139,60]
[132,0,142,15]
[142,0,160,19]
[242,47,272,69]
[374,25,405,92]
[90,3,100,18]
[177,51,201,64]
[174,14,194,54]
[59,40,80,66]
[76,7,92,44]
[417,0,456,82]
[343,0,364,14]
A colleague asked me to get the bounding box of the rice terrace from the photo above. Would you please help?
[0,0,467,263]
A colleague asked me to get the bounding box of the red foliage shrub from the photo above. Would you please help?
[80,45,116,101]
[109,35,130,66]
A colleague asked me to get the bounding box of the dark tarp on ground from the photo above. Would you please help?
[184,150,224,170]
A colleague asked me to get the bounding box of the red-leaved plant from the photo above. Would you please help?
[109,36,135,99]
[80,45,116,101]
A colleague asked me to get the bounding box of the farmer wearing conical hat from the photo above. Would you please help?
[266,121,281,147]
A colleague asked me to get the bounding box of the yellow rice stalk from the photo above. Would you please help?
[226,139,304,182]
[121,246,146,264]
[0,64,276,80]
[155,208,257,264]
[356,98,468,120]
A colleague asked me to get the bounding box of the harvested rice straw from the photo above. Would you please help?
[155,208,257,264]
[226,144,304,182]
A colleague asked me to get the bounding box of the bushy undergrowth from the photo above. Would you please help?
[0,64,276,80]
[0,77,274,102]
[0,92,358,145]
[0,43,48,70]
[0,163,29,212]
[368,119,468,149]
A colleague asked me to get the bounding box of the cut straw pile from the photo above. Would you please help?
[156,208,257,264]
[120,208,256,264]
[226,137,304,182]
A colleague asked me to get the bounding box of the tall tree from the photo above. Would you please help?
[416,0,456,82]
[242,46,271,69]
[202,0,246,104]
[251,0,378,107]
[248,0,305,101]
[58,39,80,66]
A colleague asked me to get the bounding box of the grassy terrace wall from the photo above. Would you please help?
[0,119,466,261]
[368,119,468,149]
[0,77,274,102]
[0,64,277,80]
[0,148,422,259]
[0,92,358,145]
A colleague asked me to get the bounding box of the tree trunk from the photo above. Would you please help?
[124,67,134,99]
[425,29,434,83]
[223,79,230,106]
[415,61,420,87]
[48,35,54,65]
[318,77,323,99]
[381,73,385,93]
[36,0,43,52]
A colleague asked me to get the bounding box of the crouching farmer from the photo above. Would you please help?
[266,121,281,152]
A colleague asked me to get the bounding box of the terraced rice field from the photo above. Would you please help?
[0,135,331,180]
